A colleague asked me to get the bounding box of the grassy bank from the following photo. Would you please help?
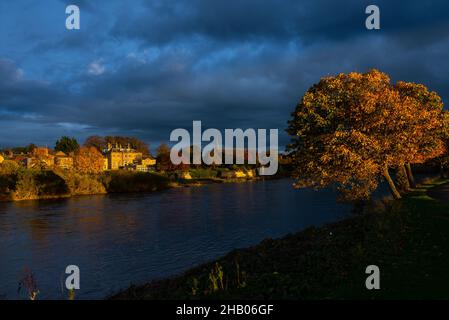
[112,179,449,299]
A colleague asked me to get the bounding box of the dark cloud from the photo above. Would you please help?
[1,0,449,150]
[111,0,449,46]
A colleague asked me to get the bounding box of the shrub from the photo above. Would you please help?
[57,170,106,195]
[13,169,69,200]
[101,171,171,193]
[188,168,219,179]
[0,160,20,175]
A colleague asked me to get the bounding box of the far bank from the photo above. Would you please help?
[0,167,273,202]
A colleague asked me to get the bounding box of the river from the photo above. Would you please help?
[0,179,351,299]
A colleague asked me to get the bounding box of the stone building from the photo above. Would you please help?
[22,147,55,168]
[54,151,73,169]
[103,143,143,170]
[32,147,50,157]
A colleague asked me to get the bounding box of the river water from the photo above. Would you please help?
[0,179,350,299]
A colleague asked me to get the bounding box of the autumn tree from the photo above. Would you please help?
[394,81,447,187]
[55,136,80,154]
[155,143,189,172]
[156,143,172,172]
[73,147,104,174]
[287,69,445,200]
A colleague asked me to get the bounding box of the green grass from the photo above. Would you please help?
[112,179,449,300]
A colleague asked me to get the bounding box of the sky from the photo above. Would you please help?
[0,0,448,151]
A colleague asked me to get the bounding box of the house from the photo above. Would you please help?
[135,164,148,172]
[30,147,55,168]
[54,151,73,169]
[32,147,50,157]
[141,156,156,167]
[16,147,56,169]
[0,154,4,164]
[23,157,54,169]
[102,143,143,170]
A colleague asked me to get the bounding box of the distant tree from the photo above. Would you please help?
[11,144,36,154]
[189,145,202,168]
[55,136,80,154]
[130,137,150,156]
[156,143,171,171]
[156,143,170,157]
[73,147,104,174]
[155,143,188,172]
[84,136,106,152]
[25,144,36,154]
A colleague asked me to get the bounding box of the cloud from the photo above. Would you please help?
[88,60,106,75]
[1,0,449,150]
[110,0,449,47]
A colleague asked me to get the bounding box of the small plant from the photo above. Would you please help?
[235,261,247,288]
[68,288,76,300]
[190,277,199,296]
[208,262,225,292]
[18,268,39,300]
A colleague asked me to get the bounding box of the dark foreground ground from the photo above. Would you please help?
[112,180,449,300]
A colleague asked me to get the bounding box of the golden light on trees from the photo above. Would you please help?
[287,69,447,201]
[73,147,104,174]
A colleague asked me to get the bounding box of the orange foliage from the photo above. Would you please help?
[287,69,447,200]
[73,147,104,174]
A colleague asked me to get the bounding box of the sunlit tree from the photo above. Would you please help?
[73,147,104,174]
[394,81,447,187]
[287,69,446,200]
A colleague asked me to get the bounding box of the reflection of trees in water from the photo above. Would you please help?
[28,218,51,243]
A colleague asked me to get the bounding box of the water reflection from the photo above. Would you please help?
[0,179,350,299]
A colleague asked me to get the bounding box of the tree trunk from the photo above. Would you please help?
[405,163,416,188]
[383,166,402,199]
[396,165,410,192]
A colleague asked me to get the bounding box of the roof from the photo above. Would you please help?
[54,151,67,157]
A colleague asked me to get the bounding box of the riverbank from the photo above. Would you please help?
[0,167,261,202]
[112,179,449,299]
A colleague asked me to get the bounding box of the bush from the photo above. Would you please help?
[188,168,219,179]
[56,170,106,195]
[0,160,20,175]
[102,171,171,193]
[10,169,69,200]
